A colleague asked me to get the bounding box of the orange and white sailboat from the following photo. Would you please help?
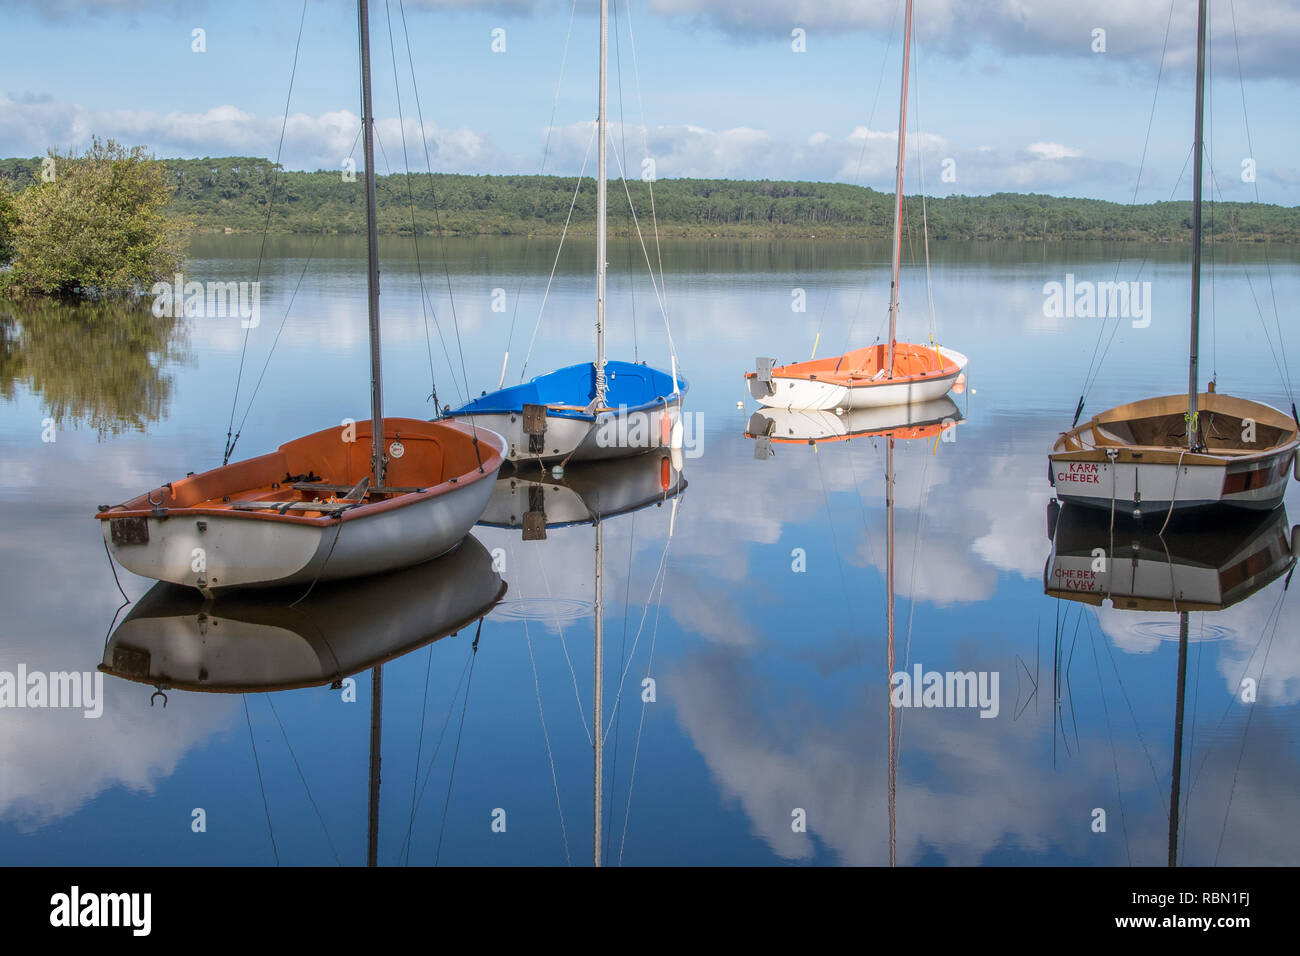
[95,0,506,594]
[746,0,967,412]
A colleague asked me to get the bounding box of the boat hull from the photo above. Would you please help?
[750,346,967,411]
[1050,393,1299,517]
[452,394,685,465]
[98,419,507,592]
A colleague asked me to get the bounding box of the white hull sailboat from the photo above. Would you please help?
[444,0,685,465]
[1050,0,1298,518]
[96,0,506,593]
[747,0,966,413]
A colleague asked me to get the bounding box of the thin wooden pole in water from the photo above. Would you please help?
[358,0,386,487]
[1187,0,1207,448]
[593,518,604,867]
[1167,612,1189,866]
[886,0,914,379]
[368,665,384,867]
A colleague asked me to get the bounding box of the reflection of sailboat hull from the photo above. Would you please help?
[1050,394,1298,516]
[747,396,962,444]
[446,365,686,466]
[98,419,505,592]
[101,534,506,693]
[480,450,685,531]
[748,345,967,411]
[1044,502,1296,612]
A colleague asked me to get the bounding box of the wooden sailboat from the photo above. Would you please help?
[1050,0,1298,518]
[746,0,967,413]
[96,0,506,593]
[443,0,686,465]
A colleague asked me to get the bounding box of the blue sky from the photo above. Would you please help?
[2,0,1298,204]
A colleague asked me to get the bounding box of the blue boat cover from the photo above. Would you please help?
[447,361,686,420]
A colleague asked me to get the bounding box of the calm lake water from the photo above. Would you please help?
[2,234,1298,865]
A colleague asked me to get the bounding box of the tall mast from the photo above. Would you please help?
[359,0,386,487]
[886,0,914,379]
[1187,0,1207,449]
[1168,612,1190,866]
[593,518,604,866]
[367,666,383,866]
[594,0,609,407]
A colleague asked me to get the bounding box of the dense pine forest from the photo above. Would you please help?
[3,154,1298,242]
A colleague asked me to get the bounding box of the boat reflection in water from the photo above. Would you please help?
[101,533,504,866]
[101,533,506,694]
[1045,502,1297,865]
[746,398,963,866]
[481,449,686,537]
[745,396,963,458]
[480,449,684,866]
[1045,502,1297,614]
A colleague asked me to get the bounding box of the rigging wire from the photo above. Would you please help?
[810,0,900,360]
[500,0,579,387]
[616,494,680,865]
[612,0,639,364]
[604,508,638,863]
[266,694,343,865]
[222,0,309,465]
[1214,586,1286,864]
[1085,611,1132,866]
[399,642,474,864]
[433,622,481,866]
[518,123,599,383]
[533,539,594,746]
[384,1,448,409]
[523,600,573,866]
[243,697,281,865]
[1072,0,1176,424]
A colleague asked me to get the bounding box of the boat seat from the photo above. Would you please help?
[291,482,426,494]
[230,499,359,514]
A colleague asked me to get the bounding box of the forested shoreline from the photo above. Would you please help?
[4,154,1298,243]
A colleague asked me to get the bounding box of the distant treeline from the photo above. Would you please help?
[3,154,1298,242]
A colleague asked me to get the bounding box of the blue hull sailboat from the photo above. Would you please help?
[443,0,685,466]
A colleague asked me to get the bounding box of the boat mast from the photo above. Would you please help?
[367,666,383,866]
[1168,611,1190,866]
[593,517,604,866]
[886,435,896,866]
[594,0,609,407]
[886,0,914,379]
[359,0,386,487]
[1187,0,1207,449]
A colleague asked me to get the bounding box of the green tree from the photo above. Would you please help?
[0,182,16,263]
[5,138,189,299]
